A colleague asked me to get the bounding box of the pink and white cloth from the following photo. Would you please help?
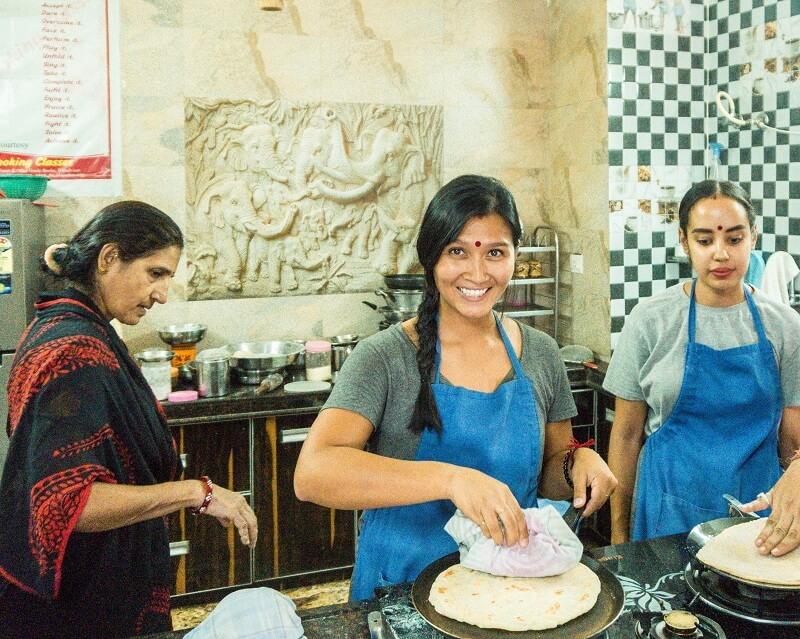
[444,505,583,578]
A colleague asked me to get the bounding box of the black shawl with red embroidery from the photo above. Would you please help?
[0,289,178,638]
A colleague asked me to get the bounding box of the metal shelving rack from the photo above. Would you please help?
[497,225,560,342]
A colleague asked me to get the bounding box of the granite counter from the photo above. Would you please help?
[162,359,611,424]
[162,383,330,422]
[147,531,792,639]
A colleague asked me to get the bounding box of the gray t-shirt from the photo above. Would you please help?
[604,283,800,436]
[323,321,577,472]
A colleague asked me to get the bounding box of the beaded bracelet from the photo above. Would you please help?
[191,476,213,515]
[562,437,596,489]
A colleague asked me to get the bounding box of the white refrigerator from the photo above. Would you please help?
[0,201,45,474]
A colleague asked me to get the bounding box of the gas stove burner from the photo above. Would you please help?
[684,562,800,625]
[634,610,726,639]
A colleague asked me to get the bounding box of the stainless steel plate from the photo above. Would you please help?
[410,552,624,639]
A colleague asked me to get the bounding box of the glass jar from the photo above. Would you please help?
[305,340,332,381]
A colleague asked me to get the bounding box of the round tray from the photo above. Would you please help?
[410,552,624,639]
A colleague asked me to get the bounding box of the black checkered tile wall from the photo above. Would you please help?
[608,0,800,343]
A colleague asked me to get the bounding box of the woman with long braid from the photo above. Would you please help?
[294,175,616,601]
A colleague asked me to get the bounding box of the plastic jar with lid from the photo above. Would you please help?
[305,340,332,381]
[135,349,175,400]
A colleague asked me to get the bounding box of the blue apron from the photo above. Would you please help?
[349,313,541,600]
[632,280,782,541]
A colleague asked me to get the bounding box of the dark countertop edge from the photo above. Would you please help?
[163,387,330,422]
[164,361,612,423]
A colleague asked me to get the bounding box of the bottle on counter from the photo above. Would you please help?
[305,340,332,381]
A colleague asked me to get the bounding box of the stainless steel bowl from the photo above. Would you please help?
[229,341,304,383]
[134,348,175,363]
[158,323,208,345]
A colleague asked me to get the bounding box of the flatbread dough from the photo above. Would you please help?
[428,562,601,631]
[696,518,800,587]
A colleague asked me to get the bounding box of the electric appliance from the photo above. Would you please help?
[0,201,46,474]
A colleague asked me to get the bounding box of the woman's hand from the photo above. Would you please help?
[447,466,529,549]
[204,485,259,549]
[739,461,800,557]
[570,448,618,518]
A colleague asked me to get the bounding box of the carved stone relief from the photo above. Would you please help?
[184,100,443,300]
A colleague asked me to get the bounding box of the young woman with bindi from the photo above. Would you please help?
[294,174,616,601]
[604,180,800,556]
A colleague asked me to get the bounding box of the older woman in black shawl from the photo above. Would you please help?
[0,201,257,639]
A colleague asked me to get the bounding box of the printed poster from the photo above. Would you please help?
[0,1,121,196]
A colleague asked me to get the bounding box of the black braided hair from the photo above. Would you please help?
[41,201,183,292]
[410,175,523,434]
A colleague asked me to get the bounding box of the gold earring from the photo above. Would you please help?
[98,267,107,274]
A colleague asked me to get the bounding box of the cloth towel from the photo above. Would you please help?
[444,505,583,578]
[746,251,766,288]
[184,588,306,639]
[761,251,800,305]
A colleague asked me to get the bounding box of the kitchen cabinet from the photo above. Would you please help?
[268,412,358,582]
[167,407,356,604]
[496,225,560,340]
[168,416,269,598]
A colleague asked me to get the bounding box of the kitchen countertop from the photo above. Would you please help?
[163,360,612,423]
[143,530,793,639]
[162,376,331,422]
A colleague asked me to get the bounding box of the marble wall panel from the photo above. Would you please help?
[547,99,608,168]
[493,168,552,233]
[441,45,546,108]
[122,97,185,167]
[121,3,183,98]
[548,0,608,107]
[547,166,610,233]
[358,0,445,44]
[443,106,547,171]
[316,38,420,104]
[444,0,548,49]
[184,99,442,300]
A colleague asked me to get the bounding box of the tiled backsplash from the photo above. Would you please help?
[608,0,800,343]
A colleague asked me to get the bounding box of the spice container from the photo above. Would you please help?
[305,340,332,381]
[195,347,231,397]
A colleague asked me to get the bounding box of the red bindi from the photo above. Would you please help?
[717,226,723,231]
[475,241,481,247]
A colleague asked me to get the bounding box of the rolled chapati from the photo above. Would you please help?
[428,562,601,631]
[696,518,800,587]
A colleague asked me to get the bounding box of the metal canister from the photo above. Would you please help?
[195,348,230,397]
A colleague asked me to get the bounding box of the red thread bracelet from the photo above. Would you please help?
[191,476,213,515]
[563,437,595,488]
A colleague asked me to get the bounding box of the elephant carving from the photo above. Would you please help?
[195,177,258,292]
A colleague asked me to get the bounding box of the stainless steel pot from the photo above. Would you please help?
[383,273,424,290]
[329,335,360,376]
[362,301,417,324]
[375,288,423,312]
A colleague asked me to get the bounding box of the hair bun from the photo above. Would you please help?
[43,243,68,275]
